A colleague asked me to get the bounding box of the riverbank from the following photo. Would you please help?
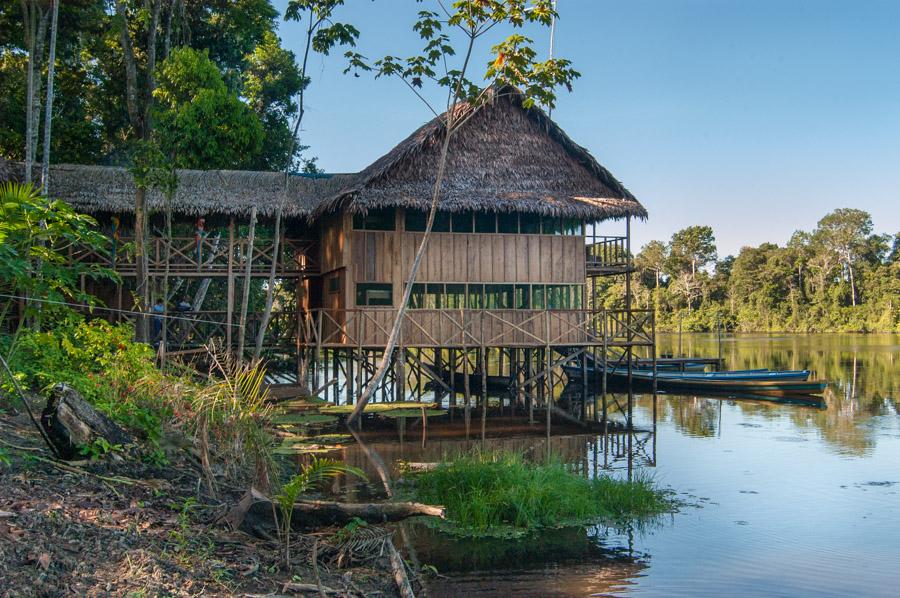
[0,411,398,597]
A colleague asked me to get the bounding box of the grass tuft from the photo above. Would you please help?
[409,451,673,538]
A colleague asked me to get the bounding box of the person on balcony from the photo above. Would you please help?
[151,298,165,344]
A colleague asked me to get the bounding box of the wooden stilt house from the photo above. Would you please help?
[2,89,650,412]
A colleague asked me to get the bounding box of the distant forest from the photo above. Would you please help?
[592,208,899,333]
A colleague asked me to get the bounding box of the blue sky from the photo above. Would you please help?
[273,0,899,256]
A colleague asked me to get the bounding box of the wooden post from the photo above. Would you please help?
[625,216,633,430]
[602,309,608,426]
[526,348,533,424]
[463,348,471,439]
[480,347,487,442]
[226,217,235,351]
[580,349,588,422]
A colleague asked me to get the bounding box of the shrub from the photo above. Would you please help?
[3,317,187,444]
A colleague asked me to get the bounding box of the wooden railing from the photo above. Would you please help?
[585,236,631,275]
[69,236,319,276]
[300,308,654,349]
[116,309,297,350]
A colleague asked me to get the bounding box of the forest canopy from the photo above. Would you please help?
[593,209,899,333]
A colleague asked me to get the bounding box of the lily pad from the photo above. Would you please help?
[273,413,338,425]
[378,409,445,418]
[319,402,438,415]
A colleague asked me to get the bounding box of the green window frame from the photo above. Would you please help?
[531,285,545,309]
[485,284,514,309]
[356,283,393,306]
[352,208,395,231]
[515,285,531,309]
[445,284,466,309]
[467,284,484,309]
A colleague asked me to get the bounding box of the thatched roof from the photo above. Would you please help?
[313,87,646,221]
[0,91,644,222]
[0,160,354,218]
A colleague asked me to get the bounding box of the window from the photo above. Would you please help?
[356,283,392,306]
[353,208,395,231]
[515,285,531,309]
[467,284,484,309]
[425,284,444,308]
[327,276,340,294]
[405,210,451,232]
[451,211,474,233]
[497,213,518,234]
[474,212,496,233]
[485,284,514,309]
[562,218,583,236]
[520,213,541,234]
[409,284,426,309]
[532,285,545,309]
[572,285,583,308]
[541,217,563,235]
[445,284,466,308]
[546,284,571,309]
[404,210,427,232]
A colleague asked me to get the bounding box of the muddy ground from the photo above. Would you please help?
[0,413,404,597]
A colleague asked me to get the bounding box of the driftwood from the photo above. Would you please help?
[387,540,416,598]
[40,384,132,459]
[223,488,444,537]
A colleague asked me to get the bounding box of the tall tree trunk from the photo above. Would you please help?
[254,209,281,359]
[237,207,258,361]
[848,261,856,307]
[29,9,48,171]
[40,0,59,194]
[134,188,149,341]
[347,34,478,426]
[22,0,35,184]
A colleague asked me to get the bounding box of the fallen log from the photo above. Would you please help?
[40,384,132,460]
[223,488,444,536]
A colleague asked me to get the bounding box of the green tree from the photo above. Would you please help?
[814,208,873,306]
[153,47,264,169]
[636,240,668,290]
[667,225,717,279]
[0,182,115,332]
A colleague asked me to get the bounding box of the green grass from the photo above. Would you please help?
[409,451,673,538]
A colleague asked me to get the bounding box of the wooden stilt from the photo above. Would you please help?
[480,347,487,442]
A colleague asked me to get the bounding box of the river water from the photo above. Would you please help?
[342,333,900,597]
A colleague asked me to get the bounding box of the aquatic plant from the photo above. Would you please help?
[409,451,672,538]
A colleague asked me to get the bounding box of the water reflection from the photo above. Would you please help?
[412,524,649,598]
[318,334,899,596]
[651,333,899,455]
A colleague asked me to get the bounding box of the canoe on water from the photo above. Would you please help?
[563,366,826,396]
[565,366,810,382]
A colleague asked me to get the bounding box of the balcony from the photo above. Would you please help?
[585,236,633,276]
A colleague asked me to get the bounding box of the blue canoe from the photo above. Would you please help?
[567,366,810,382]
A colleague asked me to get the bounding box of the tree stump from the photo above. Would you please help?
[40,383,132,459]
